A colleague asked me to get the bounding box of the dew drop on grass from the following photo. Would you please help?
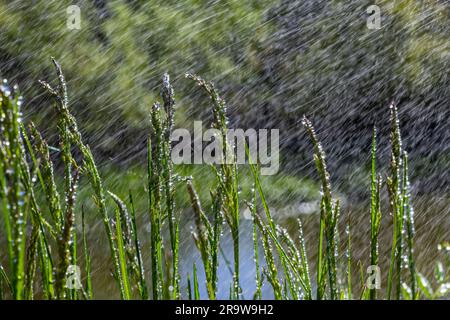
[1,79,10,96]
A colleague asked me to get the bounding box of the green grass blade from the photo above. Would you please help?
[193,263,200,300]
[114,209,131,300]
[81,206,92,299]
[129,192,148,300]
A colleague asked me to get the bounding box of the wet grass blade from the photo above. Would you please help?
[297,219,312,299]
[402,152,417,299]
[302,116,338,299]
[114,208,132,300]
[249,186,262,300]
[81,206,92,299]
[387,103,404,300]
[40,58,124,297]
[193,263,200,300]
[129,192,148,299]
[346,222,352,300]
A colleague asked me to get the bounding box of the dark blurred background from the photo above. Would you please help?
[0,0,448,196]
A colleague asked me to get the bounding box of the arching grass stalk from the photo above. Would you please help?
[146,73,183,299]
[247,156,310,299]
[186,179,222,299]
[0,85,27,299]
[186,73,240,299]
[386,103,404,299]
[252,211,283,299]
[160,74,180,299]
[50,63,79,299]
[276,225,303,299]
[39,58,124,299]
[297,219,312,299]
[302,116,339,300]
[246,154,312,299]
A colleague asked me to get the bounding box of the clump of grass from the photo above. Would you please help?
[186,73,241,299]
[186,178,222,300]
[248,185,263,300]
[369,127,382,300]
[40,58,124,299]
[146,73,181,299]
[385,103,418,300]
[0,80,27,299]
[302,116,340,299]
[0,59,447,300]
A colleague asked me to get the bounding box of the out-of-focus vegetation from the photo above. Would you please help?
[243,0,449,194]
[0,1,448,195]
[0,0,275,156]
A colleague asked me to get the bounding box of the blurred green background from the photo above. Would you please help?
[0,1,447,193]
[0,0,448,196]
